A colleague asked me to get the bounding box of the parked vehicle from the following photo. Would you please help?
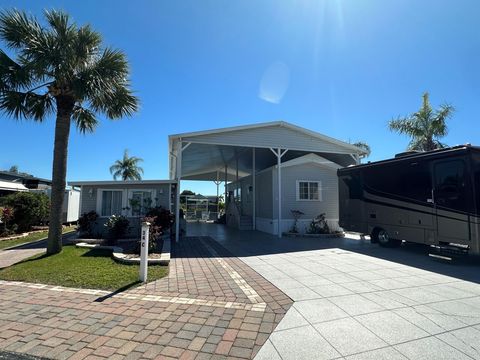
[338,145,480,256]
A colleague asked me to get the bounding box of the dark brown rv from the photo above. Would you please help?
[338,145,480,255]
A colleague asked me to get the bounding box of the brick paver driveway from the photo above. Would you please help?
[0,235,292,359]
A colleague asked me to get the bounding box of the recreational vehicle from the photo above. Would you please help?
[338,145,480,256]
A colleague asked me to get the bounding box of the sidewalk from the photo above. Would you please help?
[0,232,76,269]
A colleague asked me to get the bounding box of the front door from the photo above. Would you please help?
[433,159,471,244]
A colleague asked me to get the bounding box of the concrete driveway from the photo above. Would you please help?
[190,223,480,360]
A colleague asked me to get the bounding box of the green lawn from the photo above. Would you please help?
[0,226,76,250]
[0,245,168,291]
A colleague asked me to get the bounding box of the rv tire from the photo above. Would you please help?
[372,228,401,248]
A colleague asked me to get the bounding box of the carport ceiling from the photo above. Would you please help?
[169,121,365,181]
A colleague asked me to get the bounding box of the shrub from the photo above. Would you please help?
[104,215,130,242]
[306,213,331,234]
[135,216,160,253]
[77,211,99,237]
[3,192,50,232]
[290,210,304,233]
[0,206,15,237]
[145,206,173,231]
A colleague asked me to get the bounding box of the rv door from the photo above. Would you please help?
[433,159,471,244]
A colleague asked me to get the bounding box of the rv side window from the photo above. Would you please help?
[363,162,431,202]
[473,153,480,214]
[434,160,467,211]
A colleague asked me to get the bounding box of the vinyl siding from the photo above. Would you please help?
[273,163,339,221]
[79,183,172,237]
[183,125,354,153]
[79,183,171,215]
[226,168,273,219]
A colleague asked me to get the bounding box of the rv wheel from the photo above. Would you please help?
[373,228,401,248]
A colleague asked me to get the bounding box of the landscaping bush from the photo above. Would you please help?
[104,215,130,243]
[306,213,331,234]
[145,206,173,231]
[0,206,15,237]
[77,211,99,237]
[290,210,305,233]
[3,192,50,232]
[134,207,173,254]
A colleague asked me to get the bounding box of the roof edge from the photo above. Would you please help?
[69,180,177,186]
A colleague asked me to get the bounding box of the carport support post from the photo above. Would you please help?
[214,171,221,219]
[224,165,228,209]
[270,148,288,238]
[175,141,191,243]
[252,148,256,230]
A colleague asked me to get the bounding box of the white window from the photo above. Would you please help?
[101,190,123,216]
[297,181,321,201]
[129,190,154,216]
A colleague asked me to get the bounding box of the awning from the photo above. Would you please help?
[0,180,28,192]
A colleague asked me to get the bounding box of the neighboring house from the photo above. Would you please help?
[31,188,81,224]
[0,170,52,197]
[182,194,220,221]
[0,180,29,197]
[0,170,79,224]
[226,154,341,234]
[68,180,177,237]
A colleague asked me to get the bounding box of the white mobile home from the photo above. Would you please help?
[169,121,366,238]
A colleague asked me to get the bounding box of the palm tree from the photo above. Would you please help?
[0,10,139,254]
[352,141,371,159]
[110,149,143,181]
[389,92,454,151]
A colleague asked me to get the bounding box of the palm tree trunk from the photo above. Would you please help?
[47,97,74,255]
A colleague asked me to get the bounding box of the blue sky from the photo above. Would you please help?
[1,0,479,195]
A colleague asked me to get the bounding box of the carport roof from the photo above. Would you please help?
[169,121,365,181]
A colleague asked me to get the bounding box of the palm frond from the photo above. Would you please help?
[0,10,42,49]
[0,49,33,90]
[72,105,98,133]
[0,90,53,121]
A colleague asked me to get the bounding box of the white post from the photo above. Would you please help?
[270,148,288,238]
[175,141,190,242]
[140,221,150,282]
[252,148,256,230]
[175,142,182,243]
[277,148,282,238]
[214,171,221,220]
[236,156,239,202]
[224,164,228,210]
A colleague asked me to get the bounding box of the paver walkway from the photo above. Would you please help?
[0,235,292,359]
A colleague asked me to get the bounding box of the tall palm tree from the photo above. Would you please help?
[110,149,143,181]
[389,92,454,151]
[0,10,139,254]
